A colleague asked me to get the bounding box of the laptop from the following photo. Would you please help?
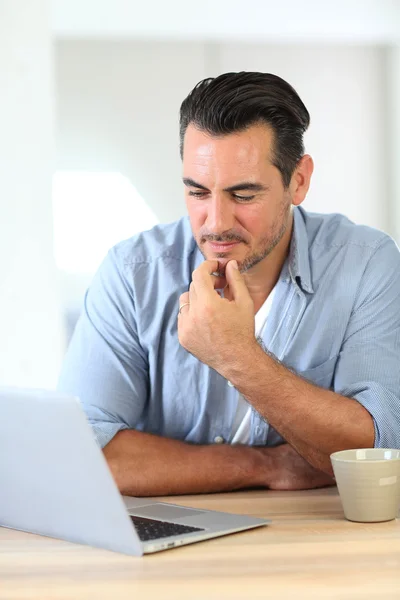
[0,387,269,556]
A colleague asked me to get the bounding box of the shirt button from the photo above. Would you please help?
[214,435,225,444]
[227,381,234,387]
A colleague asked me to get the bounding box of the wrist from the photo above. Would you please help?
[249,446,276,489]
[218,338,263,383]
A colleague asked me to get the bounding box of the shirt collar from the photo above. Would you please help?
[282,206,314,294]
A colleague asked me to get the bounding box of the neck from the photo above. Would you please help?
[243,215,294,313]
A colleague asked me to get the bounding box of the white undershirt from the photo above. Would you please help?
[230,288,276,444]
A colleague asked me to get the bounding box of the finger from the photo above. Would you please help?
[178,291,190,317]
[225,260,251,303]
[189,281,197,302]
[191,260,220,299]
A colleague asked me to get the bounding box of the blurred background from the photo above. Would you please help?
[1,0,400,389]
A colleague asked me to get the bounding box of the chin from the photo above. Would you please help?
[200,243,246,273]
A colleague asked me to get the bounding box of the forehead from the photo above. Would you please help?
[182,123,274,177]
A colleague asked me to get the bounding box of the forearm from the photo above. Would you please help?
[103,429,266,496]
[221,343,375,474]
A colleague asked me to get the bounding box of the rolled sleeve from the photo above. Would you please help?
[334,238,400,447]
[57,247,148,448]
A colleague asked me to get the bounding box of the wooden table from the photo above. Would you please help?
[1,487,400,599]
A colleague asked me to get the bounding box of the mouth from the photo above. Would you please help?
[206,241,241,253]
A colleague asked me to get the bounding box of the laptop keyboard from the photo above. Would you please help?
[130,515,205,541]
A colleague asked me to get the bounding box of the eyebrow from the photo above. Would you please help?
[182,177,268,193]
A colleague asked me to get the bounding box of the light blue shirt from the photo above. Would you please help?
[57,207,400,450]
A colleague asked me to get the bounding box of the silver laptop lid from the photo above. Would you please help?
[0,387,142,556]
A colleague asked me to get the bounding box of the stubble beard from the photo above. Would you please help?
[199,195,292,277]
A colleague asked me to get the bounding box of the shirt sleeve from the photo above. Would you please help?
[333,237,400,448]
[57,248,148,448]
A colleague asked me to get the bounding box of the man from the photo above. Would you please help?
[58,72,400,497]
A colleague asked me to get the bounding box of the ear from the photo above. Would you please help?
[290,154,314,207]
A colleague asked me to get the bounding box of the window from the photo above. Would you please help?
[52,171,158,274]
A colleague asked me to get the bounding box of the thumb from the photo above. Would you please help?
[225,260,250,303]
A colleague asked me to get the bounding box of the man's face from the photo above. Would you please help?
[182,123,294,279]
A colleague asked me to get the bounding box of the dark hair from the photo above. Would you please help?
[179,72,310,188]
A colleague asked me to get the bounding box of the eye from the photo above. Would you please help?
[188,191,208,197]
[233,194,255,202]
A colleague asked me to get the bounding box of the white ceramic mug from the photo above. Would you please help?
[330,448,400,522]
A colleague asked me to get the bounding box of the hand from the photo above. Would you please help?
[178,260,256,371]
[256,444,336,491]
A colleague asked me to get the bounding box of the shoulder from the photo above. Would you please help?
[97,217,196,308]
[299,207,390,252]
[109,217,195,267]
[297,207,400,293]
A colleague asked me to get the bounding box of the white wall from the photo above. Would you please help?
[0,0,64,387]
[55,40,391,309]
[52,0,400,44]
[387,45,400,242]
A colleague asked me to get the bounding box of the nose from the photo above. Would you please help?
[205,194,235,236]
